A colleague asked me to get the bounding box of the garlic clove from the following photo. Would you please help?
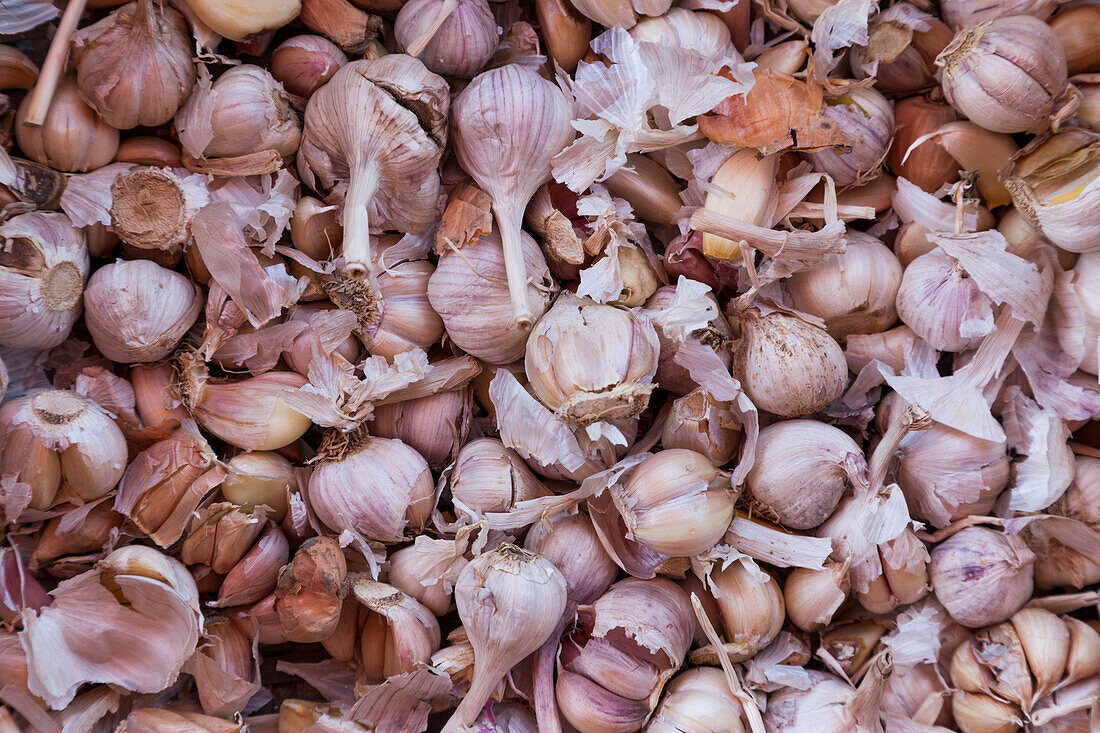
[701,149,778,261]
[271,35,348,98]
[114,136,182,167]
[180,502,269,575]
[449,437,550,516]
[1010,608,1069,699]
[659,388,742,467]
[15,75,119,173]
[648,666,747,733]
[1063,617,1100,685]
[886,95,959,193]
[524,511,618,606]
[179,0,300,42]
[353,577,442,682]
[191,616,260,718]
[950,691,1023,733]
[555,667,654,733]
[0,45,38,91]
[1049,4,1100,76]
[211,523,290,608]
[783,562,850,633]
[805,87,895,187]
[535,0,592,73]
[274,537,348,644]
[604,153,683,228]
[821,621,886,677]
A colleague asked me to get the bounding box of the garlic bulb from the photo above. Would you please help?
[395,0,499,78]
[83,259,202,363]
[936,15,1072,134]
[730,304,848,418]
[806,88,894,186]
[371,388,471,470]
[642,285,733,395]
[308,431,435,543]
[346,255,445,359]
[0,390,127,511]
[940,0,1056,29]
[630,8,733,60]
[649,667,747,733]
[0,212,87,349]
[109,167,210,266]
[528,418,640,483]
[783,562,850,632]
[611,449,735,556]
[930,527,1035,628]
[660,388,742,466]
[428,228,555,365]
[353,578,441,681]
[524,512,618,605]
[526,293,659,425]
[15,75,119,173]
[71,0,196,129]
[785,231,902,339]
[222,451,297,522]
[894,247,986,352]
[444,544,567,730]
[449,438,549,515]
[746,419,863,530]
[271,35,348,98]
[179,0,300,42]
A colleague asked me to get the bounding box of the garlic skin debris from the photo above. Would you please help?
[180,0,301,42]
[936,15,1073,134]
[1025,455,1100,589]
[275,537,347,643]
[451,64,574,327]
[0,211,88,349]
[805,87,894,186]
[109,167,209,265]
[308,431,435,543]
[746,419,863,530]
[643,285,733,395]
[525,292,660,425]
[83,259,202,363]
[71,0,196,129]
[649,667,748,733]
[0,390,127,512]
[181,503,268,574]
[299,57,448,279]
[15,75,120,173]
[221,451,296,522]
[395,0,499,79]
[271,35,348,98]
[930,527,1035,628]
[191,616,259,718]
[444,544,567,730]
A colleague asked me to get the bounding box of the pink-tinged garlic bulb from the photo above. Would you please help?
[354,257,445,359]
[0,390,127,511]
[642,285,733,395]
[936,15,1073,134]
[806,88,894,186]
[449,437,550,515]
[308,430,435,543]
[1024,455,1100,590]
[71,0,196,129]
[0,212,88,349]
[940,0,1057,29]
[786,231,902,339]
[428,228,556,365]
[649,667,750,733]
[371,388,472,470]
[15,75,120,172]
[525,293,660,425]
[930,527,1035,628]
[270,35,348,98]
[629,8,733,60]
[83,259,202,363]
[395,0,499,78]
[894,247,987,352]
[660,388,742,466]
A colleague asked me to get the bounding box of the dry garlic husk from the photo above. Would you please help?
[445,544,567,730]
[1024,454,1100,589]
[395,0,499,78]
[15,75,119,173]
[930,526,1035,628]
[176,65,301,161]
[648,667,747,733]
[389,532,471,616]
[0,389,127,511]
[221,451,296,522]
[308,431,435,543]
[298,56,448,279]
[783,561,851,632]
[786,231,902,339]
[806,88,894,186]
[179,0,299,41]
[525,292,659,425]
[1075,253,1100,375]
[850,5,953,95]
[371,388,471,470]
[449,437,549,515]
[704,561,786,660]
[71,0,196,129]
[114,427,220,545]
[940,0,1056,29]
[611,449,735,556]
[729,304,848,418]
[131,363,189,427]
[762,666,888,733]
[83,258,202,363]
[428,228,555,365]
[29,501,122,576]
[109,167,210,264]
[180,502,269,574]
[629,7,733,60]
[887,95,960,193]
[191,616,260,717]
[1003,128,1100,253]
[18,545,201,709]
[936,15,1073,134]
[271,35,348,98]
[701,149,778,261]
[352,577,442,682]
[177,354,311,451]
[660,388,742,466]
[452,64,574,327]
[0,211,87,349]
[211,523,290,608]
[275,537,348,643]
[746,419,863,530]
[642,284,733,395]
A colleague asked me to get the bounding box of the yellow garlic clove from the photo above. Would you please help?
[221,451,296,522]
[701,149,778,260]
[180,0,300,42]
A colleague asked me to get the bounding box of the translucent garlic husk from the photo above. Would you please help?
[371,388,471,470]
[0,389,127,511]
[783,562,851,632]
[428,228,556,366]
[930,526,1035,628]
[729,305,848,419]
[221,451,296,522]
[526,293,660,425]
[936,15,1072,134]
[612,449,735,557]
[71,0,196,129]
[15,75,119,173]
[83,259,202,363]
[283,302,362,373]
[894,247,989,352]
[270,35,348,98]
[28,500,122,576]
[642,285,734,395]
[648,666,747,733]
[449,437,550,515]
[1024,454,1100,589]
[1003,128,1100,253]
[629,8,734,59]
[191,616,258,718]
[275,537,348,644]
[940,0,1057,29]
[353,577,442,682]
[660,388,742,467]
[746,419,863,530]
[180,502,269,574]
[211,523,290,608]
[0,212,88,349]
[395,0,499,78]
[806,88,895,186]
[786,231,902,339]
[308,431,435,543]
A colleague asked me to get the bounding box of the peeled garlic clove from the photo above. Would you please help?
[271,35,347,98]
[1011,608,1069,698]
[211,523,290,608]
[702,149,779,261]
[15,75,119,173]
[783,562,850,633]
[0,211,88,350]
[371,388,471,470]
[449,437,550,515]
[660,388,742,467]
[275,537,347,644]
[648,666,747,733]
[395,0,499,78]
[179,0,300,42]
[221,451,296,522]
[930,527,1035,628]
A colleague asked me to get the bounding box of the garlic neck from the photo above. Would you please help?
[959,308,1025,389]
[494,200,536,328]
[343,159,381,282]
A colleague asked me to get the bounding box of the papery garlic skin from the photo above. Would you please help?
[940,0,1057,30]
[643,285,733,395]
[930,527,1035,628]
[15,75,119,173]
[0,212,88,349]
[1025,455,1100,589]
[630,8,733,60]
[353,578,442,681]
[762,669,856,732]
[395,0,499,78]
[806,88,895,186]
[275,537,348,643]
[271,35,348,98]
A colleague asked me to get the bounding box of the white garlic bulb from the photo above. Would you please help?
[930,527,1035,628]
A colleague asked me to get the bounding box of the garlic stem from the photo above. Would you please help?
[496,202,537,328]
[22,0,89,127]
[343,159,381,281]
[532,616,570,733]
[866,404,930,493]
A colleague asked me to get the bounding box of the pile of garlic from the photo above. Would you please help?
[0,0,1099,730]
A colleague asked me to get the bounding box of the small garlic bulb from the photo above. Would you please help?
[395,0,499,78]
[895,247,987,352]
[642,285,733,395]
[806,88,895,187]
[785,231,902,339]
[270,35,348,98]
[0,390,127,510]
[308,431,435,543]
[524,512,618,605]
[83,259,202,363]
[15,75,119,172]
[428,228,556,365]
[370,388,471,470]
[222,451,297,522]
[746,419,863,530]
[936,15,1072,134]
[0,212,88,349]
[649,667,747,733]
[449,438,549,515]
[784,562,850,632]
[525,293,660,425]
[660,388,742,467]
[71,0,196,129]
[930,527,1035,628]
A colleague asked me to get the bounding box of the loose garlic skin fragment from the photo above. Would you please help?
[1025,455,1100,590]
[894,248,986,352]
[449,438,549,515]
[930,527,1035,628]
[660,388,742,466]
